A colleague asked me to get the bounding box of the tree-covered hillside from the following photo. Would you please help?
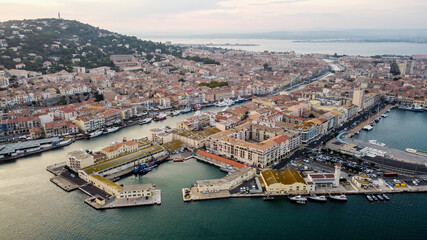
[0,18,181,73]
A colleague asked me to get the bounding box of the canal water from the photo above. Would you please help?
[353,109,427,152]
[1,107,427,239]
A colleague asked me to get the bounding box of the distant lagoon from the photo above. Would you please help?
[142,37,427,56]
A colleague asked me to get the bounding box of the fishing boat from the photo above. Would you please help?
[153,113,167,121]
[329,194,347,201]
[139,118,152,125]
[89,130,103,138]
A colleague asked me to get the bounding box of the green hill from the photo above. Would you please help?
[0,18,180,73]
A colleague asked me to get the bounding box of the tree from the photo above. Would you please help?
[263,63,272,71]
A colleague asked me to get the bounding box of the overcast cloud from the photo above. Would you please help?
[0,0,426,34]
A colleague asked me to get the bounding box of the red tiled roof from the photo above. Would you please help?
[271,135,290,144]
[196,150,246,169]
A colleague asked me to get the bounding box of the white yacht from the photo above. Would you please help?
[89,130,103,138]
[172,110,182,116]
[363,125,373,131]
[369,139,385,147]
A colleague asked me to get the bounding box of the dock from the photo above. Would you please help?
[46,162,66,175]
[349,104,393,136]
[50,175,79,192]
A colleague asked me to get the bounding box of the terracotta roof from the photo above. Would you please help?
[271,135,290,144]
[102,141,137,153]
[197,150,246,168]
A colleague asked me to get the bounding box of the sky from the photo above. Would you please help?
[0,0,426,35]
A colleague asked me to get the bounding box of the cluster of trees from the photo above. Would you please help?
[185,56,220,65]
[0,19,181,73]
[198,81,228,88]
[263,63,272,71]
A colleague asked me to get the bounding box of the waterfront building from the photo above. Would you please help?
[196,167,255,193]
[101,141,139,159]
[87,174,122,196]
[66,150,95,170]
[362,93,376,110]
[293,121,319,143]
[44,120,79,137]
[80,144,166,177]
[352,174,373,188]
[0,116,41,135]
[118,184,155,199]
[260,169,308,194]
[339,143,365,158]
[176,113,214,131]
[204,122,302,168]
[73,115,105,133]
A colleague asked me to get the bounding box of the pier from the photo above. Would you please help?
[349,104,393,136]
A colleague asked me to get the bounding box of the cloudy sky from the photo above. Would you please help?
[0,0,426,34]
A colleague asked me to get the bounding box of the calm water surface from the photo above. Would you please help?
[143,38,427,56]
[353,109,427,152]
[1,108,427,239]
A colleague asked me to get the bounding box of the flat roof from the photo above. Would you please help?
[82,145,164,174]
[0,137,60,155]
[261,169,305,186]
[163,140,185,152]
[91,175,122,191]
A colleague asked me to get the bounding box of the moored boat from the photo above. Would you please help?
[366,194,373,202]
[104,126,120,134]
[220,165,235,173]
[363,125,373,131]
[89,130,103,138]
[139,118,152,125]
[329,194,347,201]
[154,113,167,121]
[309,195,327,202]
[382,194,390,201]
[289,195,307,202]
[181,107,191,113]
[172,110,182,116]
